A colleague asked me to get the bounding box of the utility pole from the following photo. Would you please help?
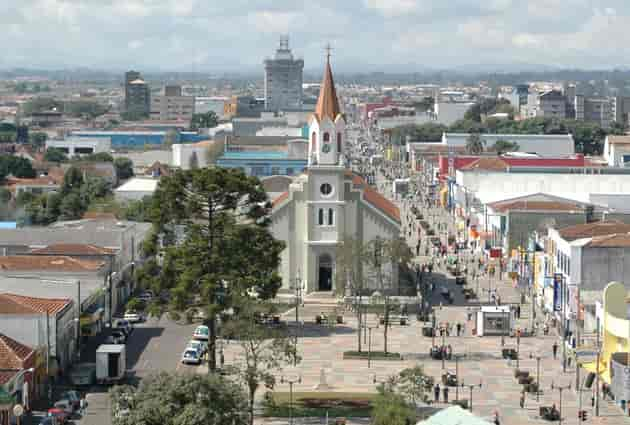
[562,277,567,373]
[551,381,571,425]
[530,353,542,402]
[595,317,601,417]
[454,354,466,401]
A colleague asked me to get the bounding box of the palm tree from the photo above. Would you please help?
[466,133,485,155]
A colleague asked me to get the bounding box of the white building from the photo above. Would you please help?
[434,102,475,125]
[114,177,159,201]
[442,133,575,156]
[603,135,630,167]
[46,137,111,158]
[172,141,215,170]
[271,57,401,293]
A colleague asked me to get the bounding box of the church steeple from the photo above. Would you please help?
[314,50,341,123]
[308,48,345,167]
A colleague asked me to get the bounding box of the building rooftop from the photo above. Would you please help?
[0,333,34,370]
[114,178,159,193]
[313,58,342,123]
[606,136,630,145]
[0,255,104,272]
[558,220,630,241]
[488,193,593,213]
[30,243,117,256]
[587,233,630,248]
[0,293,72,315]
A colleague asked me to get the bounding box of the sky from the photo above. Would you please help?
[3,0,630,73]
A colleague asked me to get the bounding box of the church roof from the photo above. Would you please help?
[313,58,342,123]
[347,171,401,223]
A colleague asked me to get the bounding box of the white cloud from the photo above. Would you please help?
[247,10,300,34]
[363,0,419,17]
[128,40,144,50]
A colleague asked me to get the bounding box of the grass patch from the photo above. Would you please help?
[264,392,375,418]
[343,351,402,360]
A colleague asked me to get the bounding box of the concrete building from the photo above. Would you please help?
[508,84,530,115]
[441,133,575,156]
[580,96,613,129]
[270,56,401,293]
[114,178,159,202]
[263,37,304,111]
[46,137,111,158]
[124,71,150,118]
[526,90,567,119]
[434,101,476,125]
[150,85,195,123]
[603,135,630,167]
[172,140,215,170]
[223,96,266,119]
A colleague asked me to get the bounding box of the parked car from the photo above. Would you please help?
[38,418,56,425]
[193,325,210,341]
[181,348,201,365]
[60,390,81,410]
[187,340,208,356]
[113,319,133,337]
[106,331,126,345]
[124,310,143,323]
[137,291,154,303]
[47,408,70,424]
[53,400,74,414]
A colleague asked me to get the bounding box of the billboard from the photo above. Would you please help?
[553,273,563,312]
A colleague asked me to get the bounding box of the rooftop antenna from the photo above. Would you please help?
[325,43,333,63]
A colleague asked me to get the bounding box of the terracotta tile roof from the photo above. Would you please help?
[0,333,34,369]
[588,233,630,247]
[0,293,71,315]
[491,201,588,213]
[272,191,289,207]
[558,221,630,241]
[30,244,117,256]
[0,370,18,386]
[4,176,61,188]
[460,157,510,171]
[82,212,118,220]
[313,59,342,123]
[0,255,104,272]
[607,136,630,145]
[346,171,401,223]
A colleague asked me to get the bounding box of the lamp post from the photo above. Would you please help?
[281,375,302,425]
[362,324,378,369]
[453,354,466,401]
[551,381,571,425]
[460,379,482,412]
[290,270,303,367]
[530,353,542,402]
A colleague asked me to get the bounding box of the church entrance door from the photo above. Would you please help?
[318,253,333,291]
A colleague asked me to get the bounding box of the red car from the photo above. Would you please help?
[47,408,70,424]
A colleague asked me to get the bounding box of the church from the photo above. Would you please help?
[270,55,401,293]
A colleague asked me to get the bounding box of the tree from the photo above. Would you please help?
[491,139,519,154]
[114,157,134,180]
[394,366,433,407]
[62,166,84,194]
[80,152,114,162]
[44,147,68,163]
[28,132,47,147]
[121,196,152,222]
[371,390,415,425]
[110,372,248,425]
[465,133,485,155]
[225,300,296,425]
[146,168,284,371]
[191,111,219,130]
[335,236,369,352]
[0,155,36,178]
[59,192,84,220]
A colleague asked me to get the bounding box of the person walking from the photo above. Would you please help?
[443,386,449,403]
[434,383,440,403]
[552,341,558,359]
[519,391,525,408]
[456,322,462,337]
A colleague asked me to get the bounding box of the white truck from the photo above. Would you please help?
[96,344,126,384]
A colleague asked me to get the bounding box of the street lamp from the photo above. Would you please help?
[453,354,466,401]
[460,379,482,412]
[281,375,302,425]
[530,353,542,402]
[551,381,571,425]
[361,323,379,368]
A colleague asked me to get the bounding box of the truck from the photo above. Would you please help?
[96,344,126,384]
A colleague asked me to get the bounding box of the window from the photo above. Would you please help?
[318,208,324,225]
[271,167,280,175]
[320,183,333,196]
[328,208,334,225]
[286,168,294,176]
[337,132,342,152]
[323,132,330,142]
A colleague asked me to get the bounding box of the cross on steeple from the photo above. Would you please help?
[325,43,333,63]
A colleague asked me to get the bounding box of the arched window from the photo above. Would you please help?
[337,132,342,152]
[311,132,316,150]
[318,208,324,225]
[328,208,334,225]
[323,132,330,142]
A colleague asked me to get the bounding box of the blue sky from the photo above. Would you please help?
[2,0,630,72]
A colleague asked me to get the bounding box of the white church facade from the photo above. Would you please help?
[271,56,401,293]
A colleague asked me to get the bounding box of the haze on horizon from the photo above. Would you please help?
[2,0,630,73]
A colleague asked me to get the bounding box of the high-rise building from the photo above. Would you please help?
[124,70,150,118]
[150,84,195,122]
[263,37,304,112]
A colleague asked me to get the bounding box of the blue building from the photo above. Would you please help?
[216,151,307,177]
[71,130,206,148]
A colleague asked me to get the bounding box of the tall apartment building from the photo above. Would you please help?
[124,70,150,118]
[150,84,195,122]
[526,90,566,119]
[263,37,304,112]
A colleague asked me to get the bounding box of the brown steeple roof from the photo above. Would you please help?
[314,56,342,122]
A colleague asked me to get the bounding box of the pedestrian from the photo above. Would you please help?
[445,322,450,336]
[493,411,500,425]
[516,305,521,319]
[447,344,453,359]
[443,386,449,403]
[434,383,440,402]
[456,322,462,336]
[552,341,558,359]
[416,243,420,256]
[519,391,525,408]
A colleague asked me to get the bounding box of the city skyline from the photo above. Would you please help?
[3,0,630,72]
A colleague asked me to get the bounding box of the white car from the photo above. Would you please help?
[124,310,143,323]
[187,340,208,356]
[193,325,210,341]
[181,349,201,365]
